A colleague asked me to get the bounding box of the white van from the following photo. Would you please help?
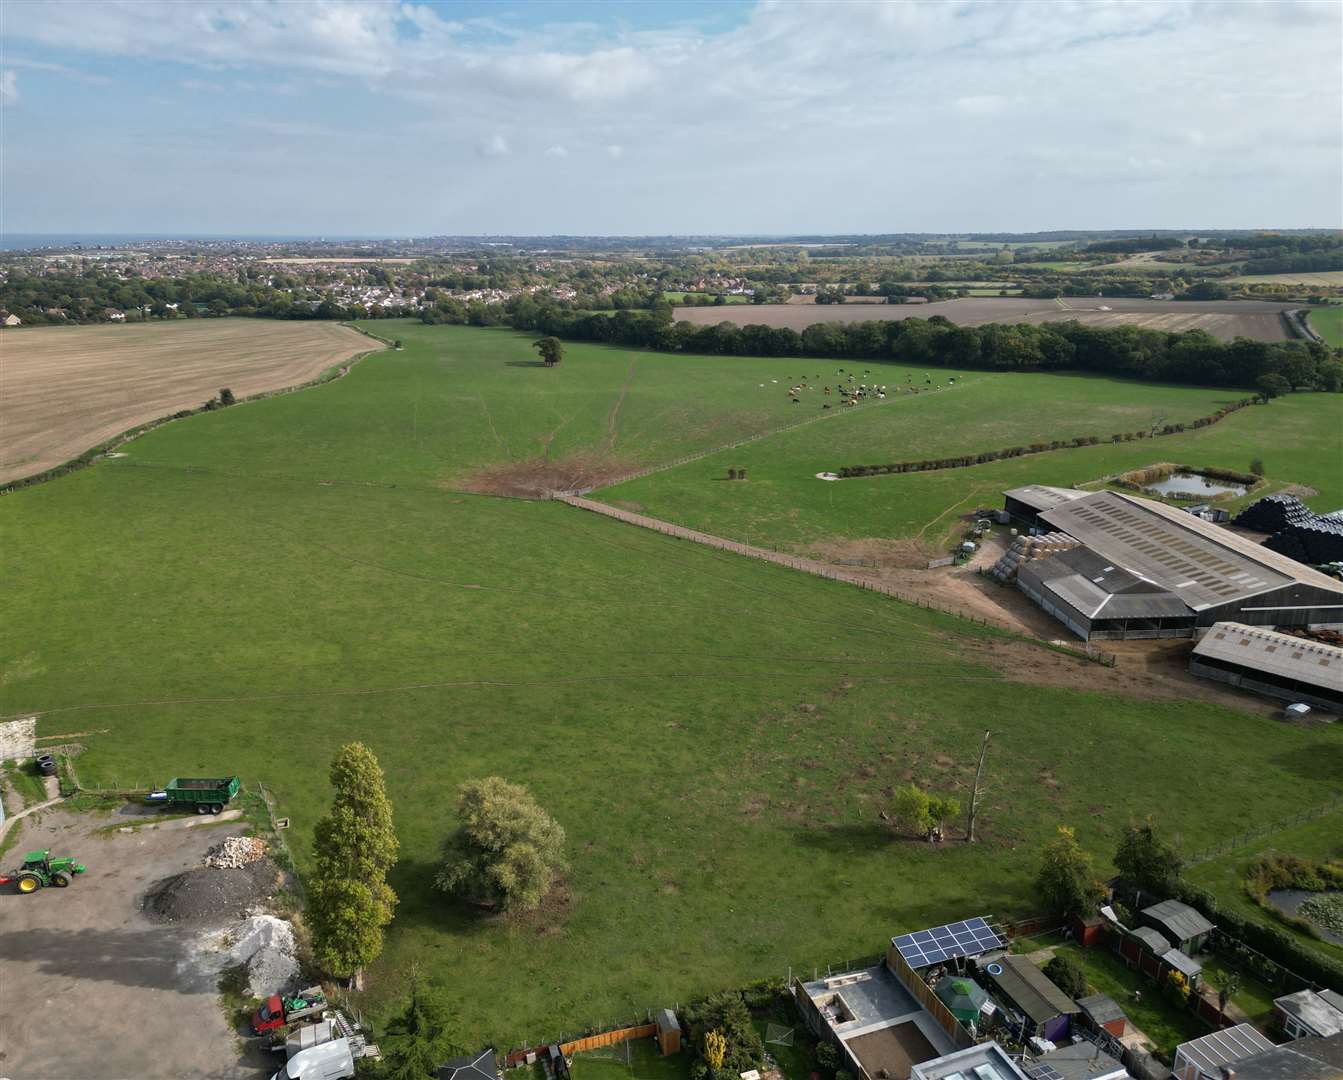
[271,1037,355,1080]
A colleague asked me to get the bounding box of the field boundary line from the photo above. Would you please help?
[557,375,994,496]
[556,494,1112,667]
[1,323,387,495]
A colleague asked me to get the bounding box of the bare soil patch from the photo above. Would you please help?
[0,319,383,484]
[673,297,1294,342]
[455,454,640,498]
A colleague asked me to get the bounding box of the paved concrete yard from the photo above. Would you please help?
[0,803,272,1079]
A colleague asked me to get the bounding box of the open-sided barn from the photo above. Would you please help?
[1191,623,1343,711]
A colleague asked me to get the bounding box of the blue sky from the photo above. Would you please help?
[2,0,1340,235]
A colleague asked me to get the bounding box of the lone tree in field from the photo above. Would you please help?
[891,783,960,842]
[1256,373,1291,399]
[306,742,399,979]
[219,387,235,406]
[1036,826,1105,919]
[379,973,465,1080]
[533,336,564,367]
[436,776,566,912]
[1114,817,1183,897]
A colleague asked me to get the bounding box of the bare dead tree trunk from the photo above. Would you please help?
[967,730,991,843]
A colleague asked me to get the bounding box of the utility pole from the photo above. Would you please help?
[967,730,991,843]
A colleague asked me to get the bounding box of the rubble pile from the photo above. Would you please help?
[205,835,267,869]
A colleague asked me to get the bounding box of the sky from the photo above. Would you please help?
[1,0,1340,236]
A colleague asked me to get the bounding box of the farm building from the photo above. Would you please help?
[1002,485,1088,530]
[976,954,1078,1042]
[1275,989,1343,1040]
[1010,489,1343,640]
[1017,545,1194,639]
[1140,899,1214,956]
[1190,623,1343,711]
[1172,1024,1276,1080]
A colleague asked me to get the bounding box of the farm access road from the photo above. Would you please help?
[0,805,270,1079]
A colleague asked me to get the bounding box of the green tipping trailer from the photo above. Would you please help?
[144,776,240,814]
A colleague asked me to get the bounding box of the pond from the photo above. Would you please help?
[1146,471,1248,498]
[1266,888,1343,946]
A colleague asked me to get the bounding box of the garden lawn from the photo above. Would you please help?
[598,391,1343,554]
[5,322,1343,1046]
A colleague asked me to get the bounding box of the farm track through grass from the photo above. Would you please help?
[4,320,1342,1045]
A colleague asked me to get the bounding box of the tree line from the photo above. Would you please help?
[497,302,1342,392]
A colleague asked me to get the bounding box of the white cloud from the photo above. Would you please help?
[0,71,17,105]
[1,0,1340,231]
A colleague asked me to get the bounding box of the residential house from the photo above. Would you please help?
[1027,1041,1128,1080]
[910,1041,1028,1080]
[1274,988,1343,1040]
[436,1049,500,1080]
[103,308,127,321]
[2,313,20,326]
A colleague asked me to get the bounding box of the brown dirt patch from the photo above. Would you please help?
[806,535,935,569]
[454,454,640,498]
[0,320,382,484]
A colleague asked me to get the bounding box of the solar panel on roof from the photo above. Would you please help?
[1023,1065,1065,1080]
[892,916,1004,969]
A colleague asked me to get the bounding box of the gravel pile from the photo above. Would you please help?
[205,835,267,869]
[143,858,280,923]
[221,914,301,997]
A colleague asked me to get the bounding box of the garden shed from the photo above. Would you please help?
[977,955,1078,1042]
[933,976,989,1026]
[437,1049,501,1080]
[1076,993,1126,1038]
[1141,899,1214,955]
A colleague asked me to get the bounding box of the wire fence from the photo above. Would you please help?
[1183,790,1343,867]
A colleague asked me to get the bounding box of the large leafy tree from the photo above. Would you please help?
[307,742,399,978]
[685,991,765,1078]
[1114,818,1183,897]
[436,777,566,912]
[533,336,564,366]
[1036,826,1105,919]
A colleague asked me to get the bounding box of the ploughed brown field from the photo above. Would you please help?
[0,319,382,484]
[673,296,1296,342]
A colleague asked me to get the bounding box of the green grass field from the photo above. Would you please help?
[4,321,1342,1046]
[599,378,1341,556]
[1307,306,1343,347]
[661,292,749,304]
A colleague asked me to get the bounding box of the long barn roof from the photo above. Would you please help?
[1193,623,1343,693]
[1040,491,1343,611]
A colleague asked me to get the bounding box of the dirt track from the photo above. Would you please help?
[0,319,382,484]
[672,297,1295,342]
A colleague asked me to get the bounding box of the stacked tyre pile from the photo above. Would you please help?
[1233,495,1343,565]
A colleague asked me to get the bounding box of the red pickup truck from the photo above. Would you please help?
[251,987,327,1035]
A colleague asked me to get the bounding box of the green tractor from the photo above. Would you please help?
[0,849,87,894]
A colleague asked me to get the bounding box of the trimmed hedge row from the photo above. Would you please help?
[834,397,1257,479]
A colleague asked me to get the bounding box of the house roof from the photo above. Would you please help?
[437,1049,499,1080]
[1275,989,1343,1037]
[1039,490,1343,610]
[1031,1041,1127,1080]
[982,955,1078,1026]
[1175,1024,1275,1075]
[1142,898,1215,942]
[1218,1045,1340,1080]
[1194,623,1343,695]
[1076,993,1125,1026]
[1129,926,1171,954]
[1285,1032,1343,1071]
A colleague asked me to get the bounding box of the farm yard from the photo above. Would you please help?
[672,297,1298,342]
[0,319,381,485]
[3,319,1343,1048]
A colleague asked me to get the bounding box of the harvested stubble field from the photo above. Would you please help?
[5,320,1342,1044]
[1230,271,1343,288]
[673,297,1296,342]
[0,319,380,484]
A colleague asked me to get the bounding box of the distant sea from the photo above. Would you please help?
[0,233,390,250]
